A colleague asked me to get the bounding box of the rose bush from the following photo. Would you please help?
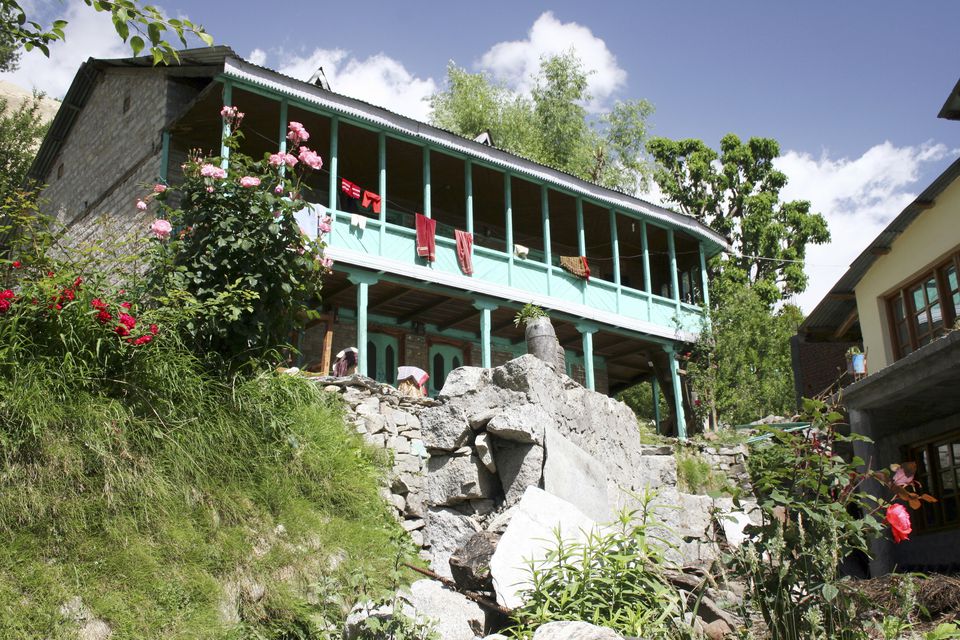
[144,106,330,364]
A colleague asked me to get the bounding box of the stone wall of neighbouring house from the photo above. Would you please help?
[313,354,755,581]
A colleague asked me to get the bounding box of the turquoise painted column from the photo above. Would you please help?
[641,220,652,321]
[423,146,431,218]
[667,228,680,310]
[699,242,710,308]
[505,173,513,285]
[541,185,552,294]
[576,197,586,255]
[665,345,687,440]
[379,132,387,251]
[220,80,232,169]
[465,159,474,235]
[474,300,498,368]
[277,98,288,176]
[328,116,339,223]
[348,272,379,377]
[159,130,170,183]
[609,209,621,313]
[576,322,598,391]
[652,376,662,434]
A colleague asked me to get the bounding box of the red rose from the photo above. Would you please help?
[120,302,132,309]
[0,289,13,300]
[885,503,912,543]
[73,277,83,288]
[149,324,159,335]
[11,261,20,269]
[61,288,75,302]
[0,299,9,314]
[118,313,136,329]
[91,298,108,311]
[96,310,112,324]
[114,325,130,337]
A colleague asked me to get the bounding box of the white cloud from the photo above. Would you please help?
[0,3,127,98]
[247,48,267,66]
[775,141,952,312]
[477,11,626,111]
[274,48,436,121]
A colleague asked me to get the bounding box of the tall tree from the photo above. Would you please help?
[430,51,654,195]
[647,134,829,305]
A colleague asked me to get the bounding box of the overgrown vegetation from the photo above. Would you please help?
[675,449,736,497]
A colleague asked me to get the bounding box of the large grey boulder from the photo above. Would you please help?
[542,426,610,522]
[532,621,624,640]
[492,439,544,507]
[418,404,472,451]
[475,432,496,473]
[405,579,485,640]
[489,487,597,609]
[485,403,554,444]
[491,355,566,408]
[423,507,481,580]
[426,454,498,505]
[437,366,487,399]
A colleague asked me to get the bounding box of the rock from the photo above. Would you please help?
[717,510,753,547]
[634,453,678,489]
[343,601,417,640]
[486,506,517,534]
[419,404,472,451]
[405,579,485,640]
[492,439,544,506]
[426,454,498,505]
[475,432,496,473]
[402,518,425,532]
[59,597,113,640]
[703,618,733,639]
[364,413,387,434]
[404,490,426,518]
[489,487,597,609]
[323,384,340,393]
[483,635,511,640]
[468,407,499,430]
[532,620,624,640]
[485,404,554,444]
[449,531,500,591]
[388,493,406,512]
[542,425,609,522]
[492,355,566,408]
[438,366,487,399]
[423,507,481,580]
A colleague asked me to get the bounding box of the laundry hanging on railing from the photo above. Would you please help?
[350,213,367,230]
[361,190,382,214]
[455,229,473,275]
[514,244,529,259]
[560,255,591,280]
[415,213,436,262]
[340,178,361,199]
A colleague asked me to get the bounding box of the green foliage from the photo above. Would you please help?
[675,450,735,496]
[687,281,803,426]
[1,0,212,66]
[146,116,328,365]
[513,302,549,327]
[647,134,830,306]
[509,493,692,640]
[0,265,403,638]
[925,623,960,640]
[430,52,654,194]
[616,380,670,427]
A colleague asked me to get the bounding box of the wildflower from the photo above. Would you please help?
[118,313,136,330]
[149,323,159,335]
[91,298,107,310]
[120,302,132,309]
[151,218,173,240]
[286,121,310,145]
[886,503,912,543]
[298,147,323,170]
[200,163,227,179]
[96,310,112,324]
[134,334,153,345]
[153,183,167,193]
[11,260,20,268]
[136,199,148,211]
[0,289,14,300]
[73,276,83,288]
[61,288,76,302]
[239,176,261,188]
[0,299,9,314]
[114,324,130,337]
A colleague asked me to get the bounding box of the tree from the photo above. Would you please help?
[429,51,655,195]
[0,0,212,70]
[647,134,829,306]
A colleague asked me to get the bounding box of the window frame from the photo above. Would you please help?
[885,250,960,361]
[904,430,960,533]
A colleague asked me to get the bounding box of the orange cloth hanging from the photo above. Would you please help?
[455,229,473,275]
[361,190,381,214]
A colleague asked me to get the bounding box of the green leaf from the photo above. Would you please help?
[821,583,839,602]
[130,35,145,56]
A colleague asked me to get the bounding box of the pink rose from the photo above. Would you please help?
[220,105,238,119]
[206,186,215,193]
[136,199,148,211]
[274,185,283,194]
[318,220,332,234]
[320,256,334,269]
[286,121,310,145]
[268,152,285,167]
[298,147,323,170]
[239,176,261,188]
[200,163,227,179]
[150,218,172,240]
[153,183,167,193]
[283,153,298,168]
[885,503,912,543]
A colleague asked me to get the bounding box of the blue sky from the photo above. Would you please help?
[5,1,960,311]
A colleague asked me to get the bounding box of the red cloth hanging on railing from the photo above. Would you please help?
[340,178,361,199]
[455,229,473,275]
[415,213,436,262]
[361,190,381,214]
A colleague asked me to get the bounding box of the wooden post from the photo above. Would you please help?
[220,80,232,169]
[328,117,339,242]
[159,130,170,183]
[423,146,431,218]
[505,172,513,286]
[652,376,662,434]
[277,98,288,177]
[465,159,474,235]
[577,322,598,391]
[348,272,379,377]
[474,300,498,368]
[668,228,680,311]
[699,242,710,308]
[379,132,387,252]
[665,345,687,440]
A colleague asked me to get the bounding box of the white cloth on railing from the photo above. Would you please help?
[514,244,529,259]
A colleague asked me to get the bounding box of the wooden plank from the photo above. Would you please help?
[437,308,481,332]
[398,297,451,324]
[320,320,334,375]
[369,287,411,312]
[833,308,860,339]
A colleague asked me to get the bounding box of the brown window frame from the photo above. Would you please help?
[885,250,960,361]
[904,430,960,533]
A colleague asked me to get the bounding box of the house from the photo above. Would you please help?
[791,79,960,574]
[27,47,729,438]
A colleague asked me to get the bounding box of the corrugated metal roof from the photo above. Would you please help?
[801,155,960,332]
[938,76,960,120]
[27,45,730,254]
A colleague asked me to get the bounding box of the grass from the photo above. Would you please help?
[0,331,405,639]
[675,449,737,497]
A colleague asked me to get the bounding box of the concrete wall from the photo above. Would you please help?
[856,177,960,370]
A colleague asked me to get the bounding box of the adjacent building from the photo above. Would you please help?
[28,47,730,437]
[792,79,960,573]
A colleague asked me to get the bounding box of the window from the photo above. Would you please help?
[886,250,960,360]
[907,433,960,531]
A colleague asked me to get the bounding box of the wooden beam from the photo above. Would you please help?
[322,280,354,303]
[869,246,892,256]
[914,199,935,210]
[369,288,411,312]
[398,297,452,324]
[494,316,518,332]
[826,292,856,300]
[437,308,481,332]
[833,308,860,339]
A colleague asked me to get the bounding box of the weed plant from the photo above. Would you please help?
[0,269,403,638]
